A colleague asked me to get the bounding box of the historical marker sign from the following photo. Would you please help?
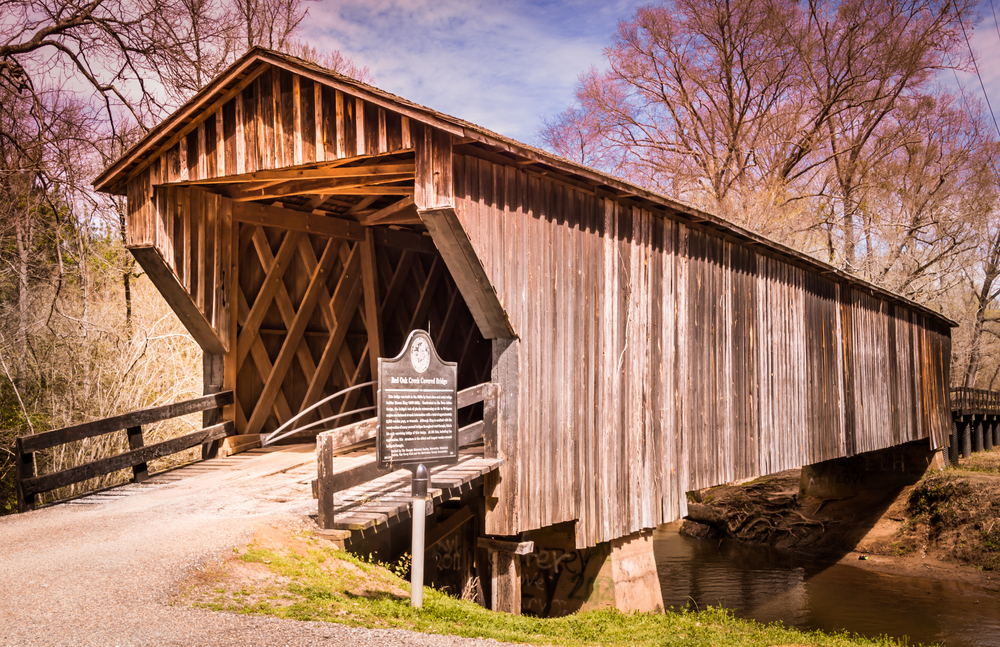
[377,330,458,469]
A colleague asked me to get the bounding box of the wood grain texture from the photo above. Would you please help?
[450,152,953,549]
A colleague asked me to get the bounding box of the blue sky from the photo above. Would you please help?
[302,0,1000,146]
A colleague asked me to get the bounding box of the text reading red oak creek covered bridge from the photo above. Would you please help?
[93,47,954,614]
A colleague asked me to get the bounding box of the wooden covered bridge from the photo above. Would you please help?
[82,48,953,613]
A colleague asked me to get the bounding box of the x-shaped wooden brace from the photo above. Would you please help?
[240,231,342,437]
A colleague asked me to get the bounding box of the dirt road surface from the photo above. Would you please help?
[0,447,511,646]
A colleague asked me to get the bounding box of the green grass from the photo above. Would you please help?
[187,535,919,647]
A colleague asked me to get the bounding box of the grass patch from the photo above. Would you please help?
[179,527,915,647]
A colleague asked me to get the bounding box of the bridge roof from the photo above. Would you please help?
[93,47,955,328]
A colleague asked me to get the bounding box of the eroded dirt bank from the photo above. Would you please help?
[682,449,1000,591]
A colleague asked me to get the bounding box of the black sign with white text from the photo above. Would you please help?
[377,330,458,469]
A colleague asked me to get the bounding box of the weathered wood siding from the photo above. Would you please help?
[453,153,952,548]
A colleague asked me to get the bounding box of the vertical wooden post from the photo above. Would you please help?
[482,382,500,459]
[477,537,533,615]
[360,228,383,404]
[202,353,225,459]
[316,430,335,529]
[492,550,521,614]
[126,426,149,483]
[14,436,35,512]
[948,418,960,467]
[485,339,519,536]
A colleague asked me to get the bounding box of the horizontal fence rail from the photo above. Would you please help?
[315,382,498,530]
[15,391,235,512]
[950,388,1000,414]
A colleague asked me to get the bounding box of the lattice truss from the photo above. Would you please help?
[234,222,490,439]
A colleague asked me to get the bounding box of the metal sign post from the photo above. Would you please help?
[375,330,458,610]
[410,464,428,608]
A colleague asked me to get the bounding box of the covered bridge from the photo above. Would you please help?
[94,48,953,606]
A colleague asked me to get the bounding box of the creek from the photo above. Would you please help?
[654,526,1000,647]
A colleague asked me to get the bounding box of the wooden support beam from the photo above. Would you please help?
[477,537,534,555]
[426,506,473,551]
[236,288,295,426]
[485,338,519,535]
[295,245,365,431]
[159,162,415,186]
[233,201,363,241]
[235,229,304,368]
[130,245,227,354]
[244,238,339,437]
[477,537,533,615]
[357,196,415,226]
[251,230,338,421]
[226,174,413,202]
[418,207,513,340]
[295,239,363,392]
[373,226,437,255]
[360,228,384,403]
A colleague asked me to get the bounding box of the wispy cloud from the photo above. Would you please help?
[302,0,1000,145]
[301,0,645,144]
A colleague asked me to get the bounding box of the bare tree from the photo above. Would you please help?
[284,40,374,83]
[957,141,1000,387]
[234,0,307,51]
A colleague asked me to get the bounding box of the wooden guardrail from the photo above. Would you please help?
[14,391,235,512]
[316,382,498,529]
[950,387,1000,415]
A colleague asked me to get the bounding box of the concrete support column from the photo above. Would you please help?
[986,417,995,452]
[975,417,985,454]
[949,419,960,467]
[993,416,999,449]
[606,530,665,613]
[962,417,973,458]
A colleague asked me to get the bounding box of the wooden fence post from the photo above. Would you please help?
[202,353,225,459]
[126,426,149,483]
[14,437,35,512]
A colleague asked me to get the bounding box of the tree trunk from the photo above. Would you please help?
[14,214,30,377]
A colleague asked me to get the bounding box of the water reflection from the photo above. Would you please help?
[654,526,1000,647]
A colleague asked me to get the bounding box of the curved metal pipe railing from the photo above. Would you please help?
[262,380,376,446]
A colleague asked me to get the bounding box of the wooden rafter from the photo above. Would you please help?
[226,174,413,202]
[158,162,415,187]
[357,196,415,226]
[233,201,364,241]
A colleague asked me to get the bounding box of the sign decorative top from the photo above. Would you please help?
[377,330,458,469]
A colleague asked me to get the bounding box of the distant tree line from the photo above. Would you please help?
[542,0,1000,391]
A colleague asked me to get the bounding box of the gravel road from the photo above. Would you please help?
[0,450,517,646]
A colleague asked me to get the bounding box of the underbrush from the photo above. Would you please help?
[180,529,910,647]
[897,462,1000,571]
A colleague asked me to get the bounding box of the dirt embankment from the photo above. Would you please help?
[682,451,1000,591]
